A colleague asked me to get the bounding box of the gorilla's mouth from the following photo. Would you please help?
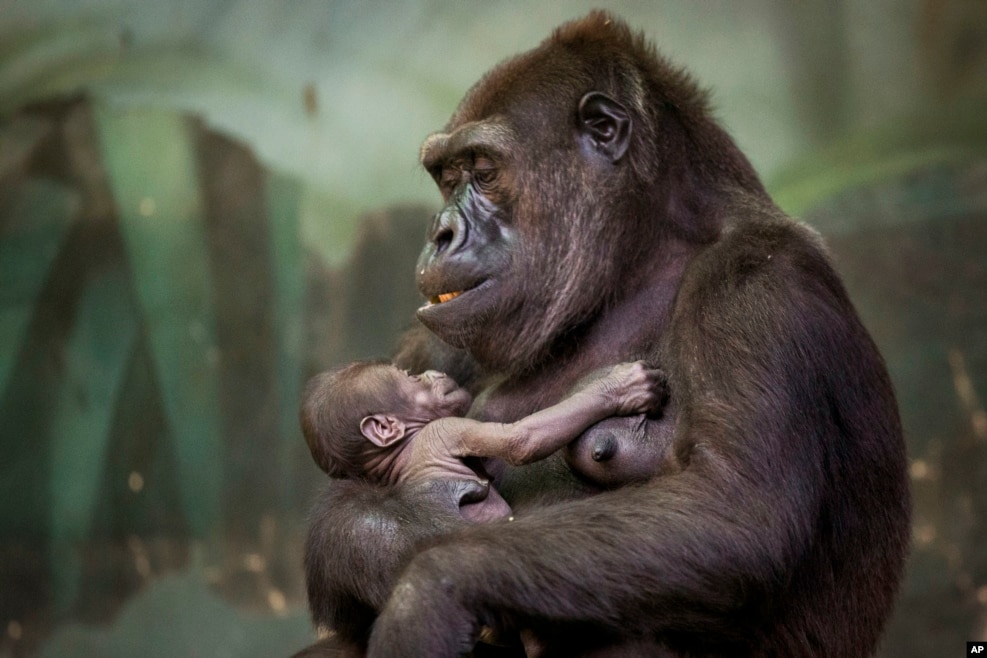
[420,280,489,309]
[430,291,464,304]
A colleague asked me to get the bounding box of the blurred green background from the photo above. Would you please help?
[1,1,985,656]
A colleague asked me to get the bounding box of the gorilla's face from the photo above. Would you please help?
[415,71,635,374]
[415,130,518,361]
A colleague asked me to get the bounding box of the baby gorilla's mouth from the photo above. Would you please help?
[430,291,464,304]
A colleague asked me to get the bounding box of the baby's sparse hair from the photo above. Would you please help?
[300,359,401,479]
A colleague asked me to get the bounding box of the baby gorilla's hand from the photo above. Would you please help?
[603,361,668,416]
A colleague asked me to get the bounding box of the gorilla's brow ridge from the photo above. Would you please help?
[420,119,518,168]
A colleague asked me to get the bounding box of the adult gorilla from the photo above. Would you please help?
[301,11,910,658]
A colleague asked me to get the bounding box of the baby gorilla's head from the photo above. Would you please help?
[301,361,472,478]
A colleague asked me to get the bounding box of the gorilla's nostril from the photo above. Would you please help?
[434,227,455,254]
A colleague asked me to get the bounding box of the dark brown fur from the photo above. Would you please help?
[301,12,909,657]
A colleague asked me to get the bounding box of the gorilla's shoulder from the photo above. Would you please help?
[683,200,838,300]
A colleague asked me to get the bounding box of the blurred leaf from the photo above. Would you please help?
[266,172,307,503]
[48,265,139,613]
[93,103,223,537]
[0,178,79,396]
[0,114,52,179]
[769,102,987,218]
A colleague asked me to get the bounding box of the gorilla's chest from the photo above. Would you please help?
[496,454,599,508]
[469,376,566,422]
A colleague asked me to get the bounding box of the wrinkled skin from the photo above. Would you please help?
[299,11,910,658]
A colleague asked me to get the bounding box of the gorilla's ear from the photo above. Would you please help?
[578,92,632,163]
[360,414,407,447]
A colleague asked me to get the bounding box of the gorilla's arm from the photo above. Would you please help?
[366,234,907,656]
[304,477,488,647]
[371,480,778,656]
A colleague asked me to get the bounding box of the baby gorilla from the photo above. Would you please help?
[301,360,665,522]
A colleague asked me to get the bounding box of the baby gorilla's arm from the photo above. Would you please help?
[451,361,665,465]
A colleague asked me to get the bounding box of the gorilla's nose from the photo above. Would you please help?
[428,207,468,257]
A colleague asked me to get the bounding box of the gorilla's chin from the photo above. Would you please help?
[415,280,498,352]
[414,313,471,350]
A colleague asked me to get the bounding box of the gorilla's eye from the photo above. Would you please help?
[439,168,460,195]
[472,155,497,185]
[473,167,497,187]
[472,155,498,189]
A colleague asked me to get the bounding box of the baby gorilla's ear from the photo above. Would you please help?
[360,414,407,447]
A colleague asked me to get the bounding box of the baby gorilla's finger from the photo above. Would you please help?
[643,392,664,414]
[646,368,669,395]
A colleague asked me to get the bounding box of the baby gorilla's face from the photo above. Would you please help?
[387,366,473,421]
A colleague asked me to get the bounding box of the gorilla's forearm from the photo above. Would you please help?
[366,431,815,658]
[304,478,481,640]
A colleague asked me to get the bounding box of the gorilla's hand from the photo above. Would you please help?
[402,475,492,511]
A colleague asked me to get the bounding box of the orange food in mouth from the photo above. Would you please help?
[431,291,464,304]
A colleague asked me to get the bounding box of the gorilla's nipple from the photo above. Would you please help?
[591,435,618,462]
